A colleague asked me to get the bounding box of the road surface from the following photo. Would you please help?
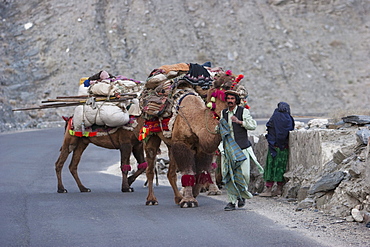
[0,128,328,247]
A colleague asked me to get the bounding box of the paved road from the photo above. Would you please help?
[0,128,325,247]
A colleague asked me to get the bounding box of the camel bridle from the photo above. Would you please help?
[204,108,219,135]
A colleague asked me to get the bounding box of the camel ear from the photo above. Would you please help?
[62,116,70,122]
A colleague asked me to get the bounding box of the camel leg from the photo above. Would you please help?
[119,143,135,192]
[171,142,198,208]
[143,156,158,187]
[144,135,161,205]
[55,133,79,193]
[215,153,223,188]
[55,147,72,193]
[207,154,222,195]
[128,140,146,186]
[68,140,91,192]
[167,149,183,205]
[192,152,213,198]
[207,168,222,195]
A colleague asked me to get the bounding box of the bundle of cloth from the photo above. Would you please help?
[73,70,143,131]
[78,70,144,96]
[73,101,130,129]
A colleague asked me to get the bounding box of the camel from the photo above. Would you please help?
[143,84,228,207]
[55,116,147,193]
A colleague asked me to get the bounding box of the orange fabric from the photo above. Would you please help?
[158,63,189,74]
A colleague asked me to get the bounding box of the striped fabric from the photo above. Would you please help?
[219,118,253,199]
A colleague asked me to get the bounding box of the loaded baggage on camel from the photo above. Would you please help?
[138,62,249,139]
[12,70,145,137]
[70,70,144,135]
[139,62,221,139]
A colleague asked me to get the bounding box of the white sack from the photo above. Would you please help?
[73,105,93,129]
[127,98,141,116]
[96,103,129,127]
[78,84,89,96]
[88,81,119,96]
[117,80,137,88]
[73,103,129,128]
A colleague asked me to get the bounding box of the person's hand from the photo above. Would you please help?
[231,116,242,124]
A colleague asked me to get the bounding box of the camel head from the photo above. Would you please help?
[205,87,228,120]
[207,69,248,113]
[205,70,246,119]
[62,116,73,132]
[212,70,235,90]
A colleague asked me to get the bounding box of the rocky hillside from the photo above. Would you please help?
[0,0,369,132]
[243,115,370,232]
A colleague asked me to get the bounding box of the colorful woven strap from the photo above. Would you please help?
[69,129,97,137]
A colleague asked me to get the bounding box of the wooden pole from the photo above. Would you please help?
[12,94,137,112]
[12,102,82,111]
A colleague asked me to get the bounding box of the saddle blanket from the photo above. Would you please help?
[144,117,170,132]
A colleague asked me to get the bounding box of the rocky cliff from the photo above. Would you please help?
[0,0,369,132]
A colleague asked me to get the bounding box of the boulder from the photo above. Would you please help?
[308,171,345,194]
[356,128,370,145]
[342,115,370,125]
[296,197,315,210]
[351,208,363,222]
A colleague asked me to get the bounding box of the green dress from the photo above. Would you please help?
[263,147,289,182]
[264,102,294,182]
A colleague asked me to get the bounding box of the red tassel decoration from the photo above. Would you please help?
[196,172,213,184]
[121,164,131,171]
[211,162,217,169]
[235,74,244,83]
[211,89,226,101]
[137,162,148,170]
[181,174,195,187]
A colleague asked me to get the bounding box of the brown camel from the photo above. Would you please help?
[55,116,147,193]
[144,86,227,207]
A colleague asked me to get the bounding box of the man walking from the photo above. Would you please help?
[218,90,263,211]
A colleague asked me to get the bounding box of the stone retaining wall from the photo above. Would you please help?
[251,127,370,219]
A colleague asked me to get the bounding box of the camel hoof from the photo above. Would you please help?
[180,201,198,208]
[146,200,158,206]
[121,187,134,192]
[207,190,222,196]
[174,196,183,205]
[80,188,91,192]
[57,189,68,193]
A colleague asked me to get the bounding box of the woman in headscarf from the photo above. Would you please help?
[259,102,295,197]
